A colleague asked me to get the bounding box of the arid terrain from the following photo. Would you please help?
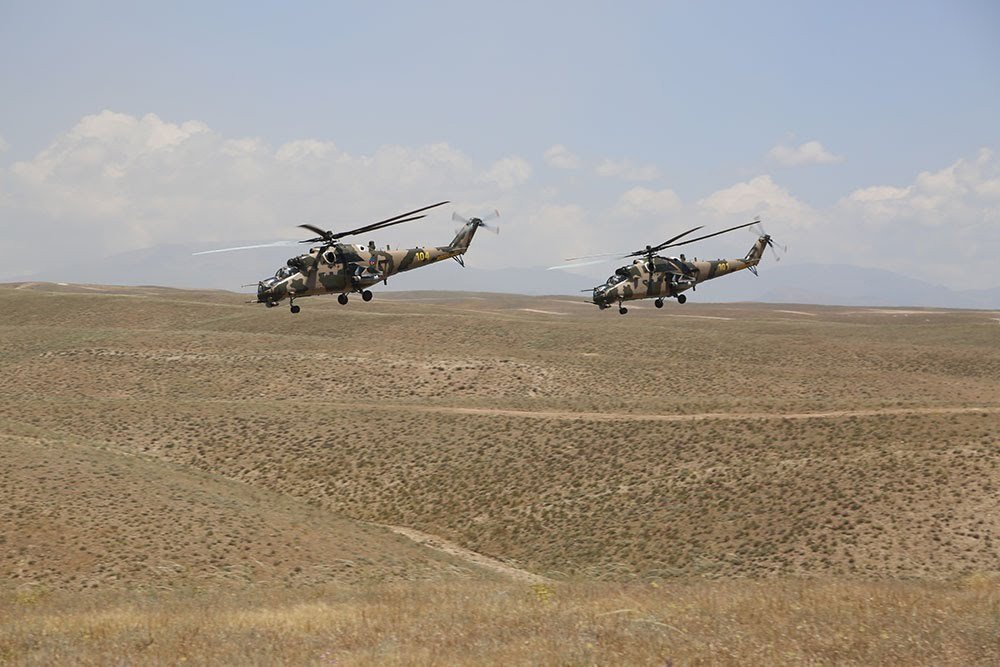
[1,282,998,664]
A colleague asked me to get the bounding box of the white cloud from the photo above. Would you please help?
[977,178,1000,198]
[516,203,596,265]
[275,139,338,162]
[543,144,581,169]
[1,111,495,261]
[615,186,682,217]
[595,158,661,181]
[698,175,815,226]
[767,140,844,166]
[839,148,1000,229]
[479,156,533,189]
[0,134,8,153]
[848,185,911,203]
[811,148,1000,279]
[0,111,565,277]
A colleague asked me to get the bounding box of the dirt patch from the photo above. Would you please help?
[407,404,1000,423]
[381,525,551,583]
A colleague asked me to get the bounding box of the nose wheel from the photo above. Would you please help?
[654,298,664,308]
[677,294,687,304]
[361,290,373,302]
[618,305,628,315]
[338,293,349,305]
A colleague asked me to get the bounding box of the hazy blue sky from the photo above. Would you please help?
[2,1,998,288]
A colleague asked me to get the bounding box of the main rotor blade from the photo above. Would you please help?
[662,220,760,249]
[562,251,625,262]
[622,225,705,258]
[300,214,434,244]
[340,214,428,238]
[332,201,449,239]
[649,225,704,251]
[547,258,610,270]
[298,223,330,239]
[192,240,300,256]
[371,201,450,227]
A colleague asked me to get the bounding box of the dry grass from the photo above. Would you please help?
[3,578,997,665]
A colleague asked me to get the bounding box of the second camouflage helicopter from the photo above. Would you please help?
[550,220,785,314]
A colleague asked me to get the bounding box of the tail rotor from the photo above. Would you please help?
[748,219,787,262]
[453,210,500,234]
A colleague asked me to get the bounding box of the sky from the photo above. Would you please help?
[1,1,999,290]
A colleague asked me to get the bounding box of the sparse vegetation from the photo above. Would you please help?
[1,283,997,664]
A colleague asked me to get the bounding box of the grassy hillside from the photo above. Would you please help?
[0,431,493,592]
[2,283,996,580]
[1,283,997,664]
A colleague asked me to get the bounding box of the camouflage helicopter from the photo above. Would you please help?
[550,220,784,314]
[194,201,498,313]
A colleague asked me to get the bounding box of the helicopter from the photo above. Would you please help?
[194,201,499,313]
[549,220,784,314]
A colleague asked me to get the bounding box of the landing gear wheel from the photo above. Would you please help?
[618,306,628,315]
[677,294,687,304]
[290,304,301,314]
[337,293,349,305]
[361,290,373,302]
[654,298,664,308]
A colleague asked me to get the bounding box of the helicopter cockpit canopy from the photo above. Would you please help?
[259,264,295,289]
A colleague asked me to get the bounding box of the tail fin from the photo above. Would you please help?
[744,235,770,266]
[449,220,480,253]
[448,210,499,253]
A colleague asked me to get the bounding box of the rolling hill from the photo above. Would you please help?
[1,282,997,664]
[2,282,997,583]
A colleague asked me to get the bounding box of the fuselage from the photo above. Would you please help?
[256,219,483,306]
[257,242,463,304]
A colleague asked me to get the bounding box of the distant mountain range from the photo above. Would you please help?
[5,242,999,309]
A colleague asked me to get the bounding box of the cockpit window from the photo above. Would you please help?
[275,266,294,280]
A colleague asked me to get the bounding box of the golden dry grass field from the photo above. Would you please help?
[1,282,998,665]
